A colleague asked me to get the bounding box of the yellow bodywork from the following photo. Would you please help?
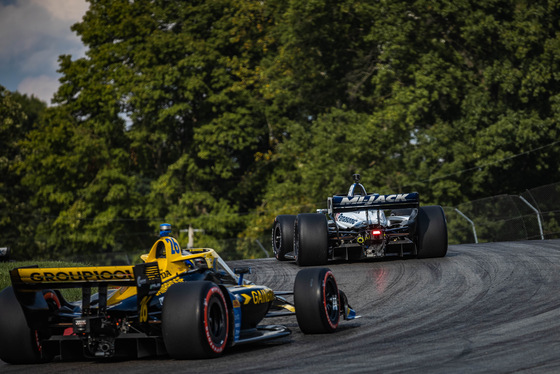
[11,236,240,308]
[14,266,135,284]
[107,236,224,304]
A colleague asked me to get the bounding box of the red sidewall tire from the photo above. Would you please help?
[294,268,340,334]
[162,281,229,359]
[202,287,229,355]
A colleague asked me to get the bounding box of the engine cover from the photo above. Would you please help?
[334,210,387,229]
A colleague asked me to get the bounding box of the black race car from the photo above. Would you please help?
[272,174,448,266]
[0,230,357,364]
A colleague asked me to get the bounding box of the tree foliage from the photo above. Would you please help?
[0,87,46,257]
[3,0,560,260]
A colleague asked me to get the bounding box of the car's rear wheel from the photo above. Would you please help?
[417,205,448,258]
[0,287,57,364]
[162,281,229,359]
[294,213,328,266]
[294,268,340,334]
[272,215,296,261]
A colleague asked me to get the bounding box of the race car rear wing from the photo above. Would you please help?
[10,263,161,324]
[10,265,137,288]
[327,192,420,214]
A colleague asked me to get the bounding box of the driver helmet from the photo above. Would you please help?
[159,223,172,237]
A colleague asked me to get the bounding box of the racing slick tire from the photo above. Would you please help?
[162,281,229,359]
[294,268,340,334]
[417,205,448,258]
[272,214,296,261]
[294,213,328,266]
[0,287,57,364]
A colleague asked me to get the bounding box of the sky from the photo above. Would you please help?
[0,0,89,105]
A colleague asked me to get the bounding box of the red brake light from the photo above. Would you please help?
[372,230,382,236]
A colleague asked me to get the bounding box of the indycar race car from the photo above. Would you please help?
[272,174,448,266]
[0,225,357,364]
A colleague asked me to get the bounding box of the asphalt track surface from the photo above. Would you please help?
[3,240,560,373]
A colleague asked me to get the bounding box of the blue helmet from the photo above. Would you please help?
[159,223,172,237]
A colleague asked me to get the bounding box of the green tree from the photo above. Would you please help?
[13,0,560,260]
[0,87,46,258]
[401,1,560,204]
[270,0,560,206]
[19,0,280,259]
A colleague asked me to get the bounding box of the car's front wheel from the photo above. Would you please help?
[294,268,340,334]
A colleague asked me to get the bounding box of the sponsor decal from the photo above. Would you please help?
[156,276,184,296]
[251,289,274,305]
[336,193,414,206]
[240,288,274,305]
[336,213,358,224]
[160,270,172,279]
[233,300,241,342]
[25,268,134,283]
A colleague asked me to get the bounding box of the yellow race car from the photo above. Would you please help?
[0,224,357,363]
